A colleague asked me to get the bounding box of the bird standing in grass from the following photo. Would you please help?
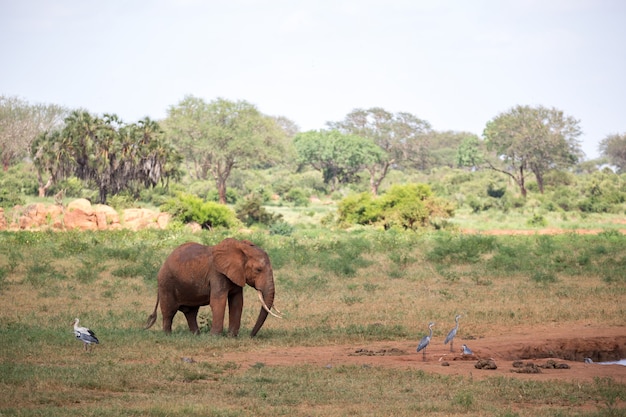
[416,322,435,361]
[73,318,99,352]
[444,314,462,352]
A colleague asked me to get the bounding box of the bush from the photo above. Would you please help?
[235,195,282,227]
[161,193,240,229]
[284,188,310,207]
[206,188,239,204]
[337,184,454,230]
[527,213,547,227]
[269,221,295,236]
[487,182,506,198]
[337,192,381,225]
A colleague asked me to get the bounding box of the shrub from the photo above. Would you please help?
[284,188,310,207]
[337,184,454,230]
[235,195,282,227]
[487,182,506,198]
[206,188,239,204]
[161,193,240,229]
[337,192,381,225]
[527,213,547,227]
[269,221,294,236]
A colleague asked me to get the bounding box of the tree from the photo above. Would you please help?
[31,111,180,203]
[456,135,484,170]
[0,95,67,171]
[327,107,431,195]
[163,96,288,203]
[424,130,477,168]
[293,130,385,192]
[599,133,626,173]
[483,105,582,197]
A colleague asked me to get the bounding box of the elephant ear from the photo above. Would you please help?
[213,238,246,287]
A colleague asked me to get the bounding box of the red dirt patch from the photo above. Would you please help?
[204,324,626,382]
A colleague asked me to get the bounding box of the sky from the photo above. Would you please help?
[1,0,625,160]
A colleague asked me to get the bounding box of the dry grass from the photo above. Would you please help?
[0,229,625,416]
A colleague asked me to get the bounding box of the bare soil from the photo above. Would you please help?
[210,324,626,383]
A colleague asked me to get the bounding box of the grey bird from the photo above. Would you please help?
[461,344,473,355]
[73,318,99,351]
[416,322,435,361]
[584,357,593,364]
[444,314,462,352]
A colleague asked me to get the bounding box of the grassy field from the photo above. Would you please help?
[0,228,625,416]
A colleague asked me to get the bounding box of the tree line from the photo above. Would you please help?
[1,94,625,206]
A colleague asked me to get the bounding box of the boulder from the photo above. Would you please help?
[63,207,98,230]
[67,198,94,214]
[3,199,169,232]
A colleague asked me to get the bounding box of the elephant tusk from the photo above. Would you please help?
[272,306,282,314]
[257,290,282,319]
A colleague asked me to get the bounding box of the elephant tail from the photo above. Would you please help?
[144,293,160,330]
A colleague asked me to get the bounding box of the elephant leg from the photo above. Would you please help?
[209,297,227,335]
[227,291,243,337]
[161,308,176,334]
[180,306,200,334]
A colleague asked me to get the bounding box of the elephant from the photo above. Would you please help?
[145,238,281,337]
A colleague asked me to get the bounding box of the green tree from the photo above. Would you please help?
[599,133,626,173]
[483,105,582,197]
[163,96,289,203]
[31,111,180,203]
[293,130,384,192]
[0,95,67,171]
[456,135,484,169]
[327,107,431,195]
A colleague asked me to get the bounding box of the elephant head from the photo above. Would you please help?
[213,238,281,336]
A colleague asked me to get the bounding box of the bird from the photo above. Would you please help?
[72,318,99,352]
[444,314,462,352]
[416,322,435,361]
[461,344,473,355]
[584,357,593,364]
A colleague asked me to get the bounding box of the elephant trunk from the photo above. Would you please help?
[250,285,275,337]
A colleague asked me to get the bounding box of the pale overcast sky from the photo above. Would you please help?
[1,0,624,159]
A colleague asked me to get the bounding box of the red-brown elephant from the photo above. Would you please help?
[145,238,281,337]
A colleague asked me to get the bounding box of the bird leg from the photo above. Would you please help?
[450,340,454,352]
[422,349,426,361]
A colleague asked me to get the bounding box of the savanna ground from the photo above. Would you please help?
[0,215,625,416]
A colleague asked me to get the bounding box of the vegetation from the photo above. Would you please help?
[327,107,432,194]
[31,111,181,203]
[337,183,454,230]
[1,88,624,416]
[0,229,624,416]
[163,96,290,204]
[600,133,626,173]
[0,95,67,171]
[293,129,384,191]
[483,105,583,197]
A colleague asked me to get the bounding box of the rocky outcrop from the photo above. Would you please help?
[0,199,170,231]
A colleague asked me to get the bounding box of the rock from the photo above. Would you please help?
[64,207,98,230]
[67,198,94,214]
[2,199,168,232]
[475,359,498,370]
[511,362,541,373]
